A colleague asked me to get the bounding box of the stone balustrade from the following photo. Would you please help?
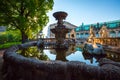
[94,37,120,47]
[2,42,120,80]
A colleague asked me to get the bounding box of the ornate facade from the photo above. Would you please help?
[75,20,120,39]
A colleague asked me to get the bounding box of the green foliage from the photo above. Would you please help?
[0,30,21,44]
[0,42,21,49]
[0,34,7,44]
[7,30,21,42]
[0,0,54,43]
[17,47,49,60]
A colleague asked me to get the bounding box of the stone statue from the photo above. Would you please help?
[83,43,105,55]
[83,26,105,55]
[88,26,95,43]
[89,26,95,38]
[99,25,109,38]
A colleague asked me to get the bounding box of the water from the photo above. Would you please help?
[17,44,120,66]
[44,50,99,66]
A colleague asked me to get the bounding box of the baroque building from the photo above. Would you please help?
[75,20,120,39]
[47,21,77,39]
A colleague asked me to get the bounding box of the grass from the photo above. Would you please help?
[0,42,21,49]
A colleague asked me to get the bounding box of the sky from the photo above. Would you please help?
[43,0,120,36]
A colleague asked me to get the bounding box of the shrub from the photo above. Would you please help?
[0,34,7,44]
[0,42,21,49]
[0,30,21,43]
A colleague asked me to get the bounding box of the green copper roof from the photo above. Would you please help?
[108,23,117,28]
[75,25,90,31]
[75,20,120,32]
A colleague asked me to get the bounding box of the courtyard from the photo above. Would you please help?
[0,0,120,80]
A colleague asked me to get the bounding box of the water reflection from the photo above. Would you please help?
[55,48,68,61]
[17,47,50,60]
[49,44,76,61]
[17,44,120,66]
[82,52,106,64]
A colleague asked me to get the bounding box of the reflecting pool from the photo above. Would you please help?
[17,44,120,66]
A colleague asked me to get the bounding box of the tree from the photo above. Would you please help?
[0,0,54,43]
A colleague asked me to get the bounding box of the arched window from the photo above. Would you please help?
[76,33,79,38]
[96,32,99,37]
[85,33,89,38]
[80,33,83,38]
[110,31,116,37]
[118,31,120,37]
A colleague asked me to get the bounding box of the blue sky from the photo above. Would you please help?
[43,0,120,36]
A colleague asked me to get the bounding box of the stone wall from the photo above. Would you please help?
[2,42,120,80]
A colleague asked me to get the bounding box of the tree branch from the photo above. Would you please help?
[7,0,20,13]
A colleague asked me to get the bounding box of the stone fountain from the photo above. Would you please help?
[2,11,120,80]
[50,11,70,48]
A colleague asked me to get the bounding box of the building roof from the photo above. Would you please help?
[75,20,120,32]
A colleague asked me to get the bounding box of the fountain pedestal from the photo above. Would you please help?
[50,11,70,47]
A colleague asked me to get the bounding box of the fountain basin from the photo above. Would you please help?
[2,42,120,80]
[53,11,68,20]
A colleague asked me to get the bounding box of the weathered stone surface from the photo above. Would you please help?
[37,39,44,48]
[83,43,105,55]
[2,42,120,80]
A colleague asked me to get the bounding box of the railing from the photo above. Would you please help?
[94,37,120,47]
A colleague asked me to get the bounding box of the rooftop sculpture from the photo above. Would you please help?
[99,25,109,38]
[88,26,95,43]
